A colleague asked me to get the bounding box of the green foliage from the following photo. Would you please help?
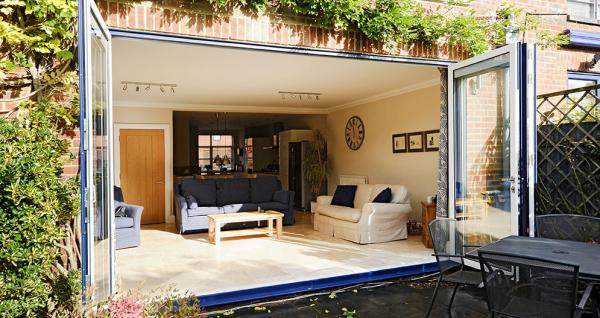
[0,0,78,99]
[304,131,327,201]
[0,99,79,317]
[193,0,565,56]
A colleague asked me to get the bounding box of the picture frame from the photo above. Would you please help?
[424,130,440,152]
[408,132,424,152]
[392,133,407,153]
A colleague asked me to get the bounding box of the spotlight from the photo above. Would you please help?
[171,87,175,93]
[160,86,165,93]
[145,85,151,91]
[122,83,127,91]
[136,85,140,92]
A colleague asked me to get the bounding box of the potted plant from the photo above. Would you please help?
[304,131,327,213]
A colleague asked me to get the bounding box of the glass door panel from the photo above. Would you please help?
[82,0,113,300]
[454,54,513,247]
[448,43,529,252]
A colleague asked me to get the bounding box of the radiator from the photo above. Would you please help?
[339,175,368,185]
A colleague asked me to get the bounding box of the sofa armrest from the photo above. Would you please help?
[273,190,292,204]
[317,195,333,206]
[123,203,144,229]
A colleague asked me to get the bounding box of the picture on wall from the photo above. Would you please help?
[392,133,407,153]
[424,130,440,152]
[408,132,423,152]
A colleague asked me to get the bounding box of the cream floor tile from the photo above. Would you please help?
[116,212,434,296]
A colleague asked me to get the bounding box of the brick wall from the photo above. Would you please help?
[99,0,600,96]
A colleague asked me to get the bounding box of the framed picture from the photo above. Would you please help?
[408,132,423,152]
[424,130,440,152]
[392,133,407,153]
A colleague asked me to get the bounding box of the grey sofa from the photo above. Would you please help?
[174,176,294,234]
[114,187,144,249]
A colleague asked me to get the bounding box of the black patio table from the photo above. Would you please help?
[473,235,600,317]
[475,235,600,281]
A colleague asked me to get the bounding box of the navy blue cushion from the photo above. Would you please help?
[372,187,392,203]
[181,179,217,206]
[331,185,357,208]
[216,179,251,206]
[250,176,281,203]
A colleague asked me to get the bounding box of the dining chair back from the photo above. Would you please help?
[536,214,600,243]
[478,251,580,318]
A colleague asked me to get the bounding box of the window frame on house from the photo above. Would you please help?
[568,71,600,93]
[198,134,234,171]
[567,0,600,24]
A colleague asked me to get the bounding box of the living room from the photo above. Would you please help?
[111,35,443,302]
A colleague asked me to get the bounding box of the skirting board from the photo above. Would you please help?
[198,262,438,308]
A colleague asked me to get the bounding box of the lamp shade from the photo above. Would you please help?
[222,154,231,165]
[213,154,222,165]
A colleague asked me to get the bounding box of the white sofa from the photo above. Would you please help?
[314,184,412,244]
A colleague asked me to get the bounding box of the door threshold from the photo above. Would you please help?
[198,262,438,307]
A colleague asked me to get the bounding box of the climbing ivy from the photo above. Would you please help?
[199,0,567,56]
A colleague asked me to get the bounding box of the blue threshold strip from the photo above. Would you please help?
[198,262,439,307]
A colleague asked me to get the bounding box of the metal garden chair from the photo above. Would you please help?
[425,218,483,317]
[478,251,593,318]
[536,214,600,243]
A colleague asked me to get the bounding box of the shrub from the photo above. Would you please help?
[0,100,79,317]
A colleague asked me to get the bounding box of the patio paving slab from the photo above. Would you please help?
[204,277,488,318]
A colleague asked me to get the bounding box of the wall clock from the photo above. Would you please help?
[345,116,365,150]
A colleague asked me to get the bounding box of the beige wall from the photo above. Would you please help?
[113,106,174,223]
[327,85,440,220]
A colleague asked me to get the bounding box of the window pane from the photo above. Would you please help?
[198,147,210,159]
[568,78,596,89]
[568,0,594,18]
[198,135,211,146]
[212,135,232,146]
[198,159,211,168]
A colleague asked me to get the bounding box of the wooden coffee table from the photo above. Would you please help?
[207,210,284,247]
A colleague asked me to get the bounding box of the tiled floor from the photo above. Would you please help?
[116,212,434,296]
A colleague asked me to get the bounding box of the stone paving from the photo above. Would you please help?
[204,277,488,318]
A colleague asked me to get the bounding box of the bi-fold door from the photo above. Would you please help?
[79,0,114,300]
[448,43,536,252]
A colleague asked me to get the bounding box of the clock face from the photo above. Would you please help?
[345,116,365,150]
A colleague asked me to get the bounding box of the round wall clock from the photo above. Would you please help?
[345,116,365,150]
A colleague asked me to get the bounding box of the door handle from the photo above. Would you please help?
[500,177,516,183]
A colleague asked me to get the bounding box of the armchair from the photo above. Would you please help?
[114,186,144,249]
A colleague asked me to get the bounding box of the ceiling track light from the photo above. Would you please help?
[278,91,322,101]
[121,81,177,94]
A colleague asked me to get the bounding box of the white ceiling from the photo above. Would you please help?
[112,37,439,114]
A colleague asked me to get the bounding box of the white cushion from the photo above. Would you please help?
[369,184,410,204]
[317,205,362,223]
[353,184,373,209]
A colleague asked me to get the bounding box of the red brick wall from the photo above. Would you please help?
[97,0,468,60]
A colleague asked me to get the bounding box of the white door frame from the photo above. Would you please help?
[114,123,173,224]
[447,43,521,235]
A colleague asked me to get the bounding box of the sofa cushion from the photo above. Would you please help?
[257,201,288,212]
[183,192,199,209]
[331,185,357,208]
[250,176,281,203]
[372,187,392,203]
[216,179,251,206]
[115,205,127,217]
[115,216,134,229]
[181,179,217,206]
[369,184,410,204]
[354,184,373,209]
[317,205,361,223]
[222,203,259,213]
[187,206,222,217]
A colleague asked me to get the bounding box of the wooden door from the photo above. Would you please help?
[120,129,165,224]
